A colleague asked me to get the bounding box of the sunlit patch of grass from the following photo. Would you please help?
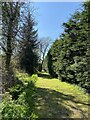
[16,71,38,84]
[35,72,89,118]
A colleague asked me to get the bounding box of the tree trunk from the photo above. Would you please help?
[6,53,11,71]
[6,35,12,71]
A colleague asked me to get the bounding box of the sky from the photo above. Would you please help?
[33,2,82,42]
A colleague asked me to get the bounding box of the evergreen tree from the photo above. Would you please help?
[47,2,90,92]
[47,39,62,78]
[19,10,38,75]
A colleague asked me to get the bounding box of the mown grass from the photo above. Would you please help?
[16,71,90,118]
[35,72,90,118]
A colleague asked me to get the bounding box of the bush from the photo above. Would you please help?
[1,74,38,119]
[2,92,26,119]
[9,84,24,100]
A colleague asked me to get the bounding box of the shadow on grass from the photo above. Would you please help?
[35,87,73,118]
[34,87,88,118]
[38,73,53,79]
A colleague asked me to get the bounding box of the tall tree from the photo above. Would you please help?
[19,10,38,75]
[0,2,21,89]
[0,2,20,71]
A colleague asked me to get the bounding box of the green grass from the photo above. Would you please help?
[35,72,90,118]
[17,71,90,118]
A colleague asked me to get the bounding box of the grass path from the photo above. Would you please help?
[34,72,90,118]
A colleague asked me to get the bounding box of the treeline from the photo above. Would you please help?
[46,2,90,93]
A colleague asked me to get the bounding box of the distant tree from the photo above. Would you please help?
[38,37,51,71]
[42,55,49,73]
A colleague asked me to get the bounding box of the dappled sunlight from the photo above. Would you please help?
[35,88,72,118]
[34,87,89,118]
[35,73,89,118]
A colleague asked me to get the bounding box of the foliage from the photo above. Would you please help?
[47,2,90,93]
[47,40,61,78]
[2,92,26,119]
[1,74,38,119]
[0,2,21,90]
[0,2,38,91]
[19,10,38,75]
[9,84,24,100]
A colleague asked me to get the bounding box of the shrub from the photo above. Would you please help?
[2,92,26,119]
[1,74,38,119]
[9,84,24,100]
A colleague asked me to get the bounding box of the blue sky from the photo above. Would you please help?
[33,2,82,41]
